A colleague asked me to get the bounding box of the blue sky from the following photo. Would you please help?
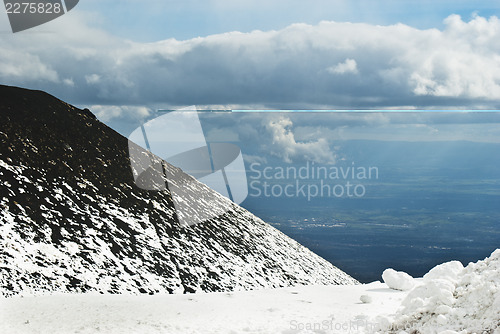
[77,0,500,41]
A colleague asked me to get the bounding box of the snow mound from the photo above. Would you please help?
[382,268,415,291]
[381,249,500,333]
[423,260,464,284]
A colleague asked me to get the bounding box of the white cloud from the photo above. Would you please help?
[0,49,59,83]
[90,105,152,122]
[85,74,101,85]
[264,116,336,164]
[63,78,75,87]
[1,13,500,109]
[327,58,358,75]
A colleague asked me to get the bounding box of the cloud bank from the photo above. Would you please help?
[1,13,500,115]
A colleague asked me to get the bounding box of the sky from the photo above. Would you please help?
[75,0,500,42]
[196,112,500,166]
[1,0,500,144]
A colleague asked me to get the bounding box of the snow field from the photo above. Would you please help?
[1,250,499,333]
[0,282,407,334]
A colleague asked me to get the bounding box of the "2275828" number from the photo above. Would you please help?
[5,2,62,14]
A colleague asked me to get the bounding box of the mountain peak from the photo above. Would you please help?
[0,84,95,119]
[0,85,357,296]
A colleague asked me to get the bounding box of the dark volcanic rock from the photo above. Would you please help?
[0,85,357,296]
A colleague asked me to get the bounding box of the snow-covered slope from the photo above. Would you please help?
[0,85,357,297]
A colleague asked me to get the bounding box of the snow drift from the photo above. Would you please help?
[377,249,500,333]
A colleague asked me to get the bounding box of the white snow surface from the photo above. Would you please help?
[1,249,499,334]
[0,282,404,334]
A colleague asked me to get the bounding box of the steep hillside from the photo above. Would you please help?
[0,85,357,296]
